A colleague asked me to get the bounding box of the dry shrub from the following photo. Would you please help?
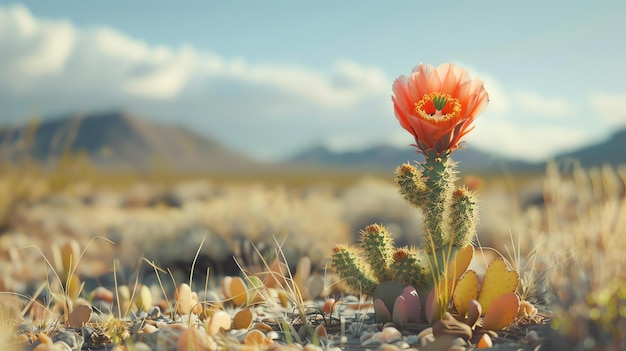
[524,162,626,350]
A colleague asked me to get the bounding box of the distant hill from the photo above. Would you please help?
[287,144,537,173]
[554,128,626,167]
[2,110,623,175]
[288,127,626,173]
[0,110,260,173]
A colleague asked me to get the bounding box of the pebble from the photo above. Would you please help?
[91,286,114,303]
[362,327,403,346]
[91,300,112,315]
[420,335,466,351]
[154,324,186,351]
[416,327,434,346]
[129,341,152,351]
[302,344,324,351]
[525,330,540,345]
[432,315,472,341]
[404,335,419,346]
[471,329,498,345]
[477,333,493,348]
[67,305,92,328]
[53,331,84,351]
[148,306,162,319]
[376,344,402,351]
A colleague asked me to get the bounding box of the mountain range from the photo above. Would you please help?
[0,111,260,173]
[0,110,624,174]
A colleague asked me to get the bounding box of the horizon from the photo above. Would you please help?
[2,108,621,166]
[1,2,625,162]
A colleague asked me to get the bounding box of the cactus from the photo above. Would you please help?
[329,62,521,329]
[449,187,479,249]
[329,225,427,295]
[330,155,483,295]
[329,244,378,295]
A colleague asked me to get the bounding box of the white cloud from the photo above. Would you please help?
[0,4,389,107]
[0,4,602,162]
[589,93,626,127]
[513,91,572,118]
[0,4,76,91]
[466,119,587,161]
[123,45,198,99]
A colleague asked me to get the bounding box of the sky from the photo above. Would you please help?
[1,1,625,162]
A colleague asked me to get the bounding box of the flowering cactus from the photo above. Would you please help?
[330,63,522,329]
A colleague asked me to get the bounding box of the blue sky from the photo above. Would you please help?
[1,1,625,161]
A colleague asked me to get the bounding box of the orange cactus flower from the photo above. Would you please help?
[392,63,489,156]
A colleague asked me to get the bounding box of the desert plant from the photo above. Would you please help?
[529,162,626,350]
[329,63,522,327]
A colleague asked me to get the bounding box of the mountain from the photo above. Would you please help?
[0,110,260,173]
[554,128,626,167]
[288,144,536,173]
[289,127,626,173]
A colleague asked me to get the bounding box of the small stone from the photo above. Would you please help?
[178,327,217,351]
[382,322,398,329]
[405,335,419,346]
[91,287,114,303]
[53,331,84,350]
[315,324,327,339]
[360,331,376,343]
[175,283,193,315]
[321,298,336,314]
[376,344,402,351]
[139,324,158,334]
[135,285,153,312]
[471,329,498,345]
[420,334,464,351]
[302,344,323,351]
[67,305,92,328]
[148,306,162,319]
[477,333,493,348]
[379,327,403,343]
[207,310,231,335]
[525,330,540,345]
[420,334,435,346]
[233,308,254,330]
[130,342,152,351]
[396,342,410,349]
[91,300,112,315]
[432,314,472,341]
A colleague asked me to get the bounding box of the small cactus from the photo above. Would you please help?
[329,225,427,295]
[329,244,378,295]
[359,224,394,282]
[389,248,428,291]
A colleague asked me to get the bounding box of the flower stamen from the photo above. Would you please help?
[415,92,462,123]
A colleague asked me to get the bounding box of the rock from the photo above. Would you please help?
[432,314,472,341]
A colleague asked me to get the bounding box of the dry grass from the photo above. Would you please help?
[519,161,626,350]
[2,138,625,349]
